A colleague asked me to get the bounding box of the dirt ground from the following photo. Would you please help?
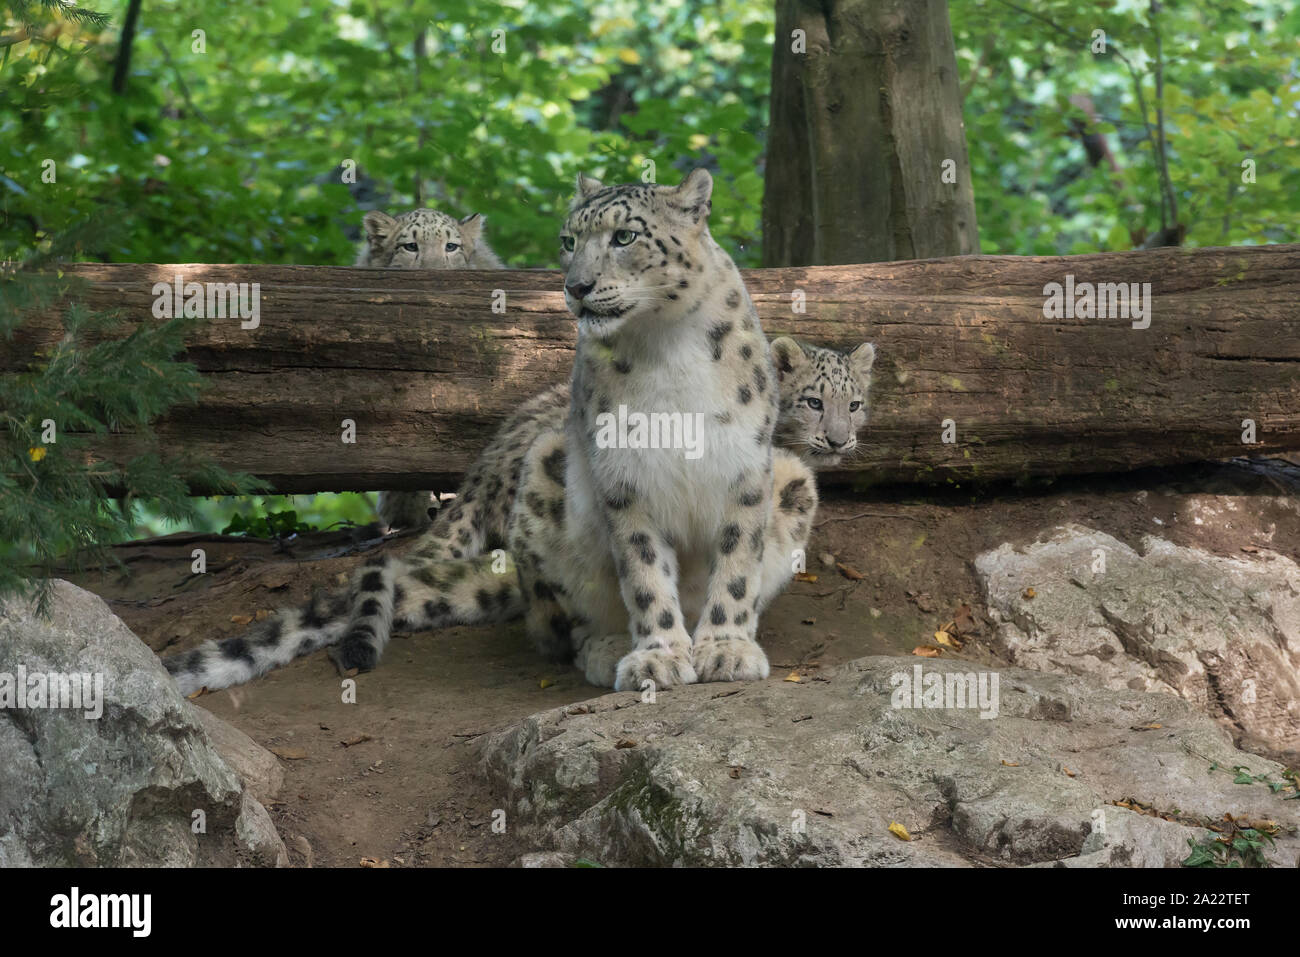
[66,457,1300,867]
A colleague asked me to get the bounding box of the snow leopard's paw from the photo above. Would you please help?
[614,644,697,692]
[691,634,770,683]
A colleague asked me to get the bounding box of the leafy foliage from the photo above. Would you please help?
[951,0,1300,253]
[1183,828,1276,868]
[2,0,771,268]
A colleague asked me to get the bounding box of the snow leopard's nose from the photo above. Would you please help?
[565,279,595,301]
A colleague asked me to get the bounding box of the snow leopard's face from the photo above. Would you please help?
[770,338,877,468]
[558,169,715,337]
[361,208,486,269]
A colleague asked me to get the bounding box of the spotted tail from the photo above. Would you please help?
[162,551,526,694]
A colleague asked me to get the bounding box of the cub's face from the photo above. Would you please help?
[362,208,486,268]
[771,338,877,468]
[559,169,715,337]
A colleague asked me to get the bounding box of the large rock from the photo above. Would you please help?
[479,657,1300,867]
[0,580,286,867]
[975,524,1300,765]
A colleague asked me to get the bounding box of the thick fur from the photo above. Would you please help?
[770,337,875,468]
[165,175,872,695]
[356,208,503,269]
[356,206,505,530]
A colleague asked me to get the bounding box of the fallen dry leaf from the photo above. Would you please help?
[340,734,372,748]
[1130,723,1163,731]
[934,631,961,648]
[539,677,554,689]
[1001,760,1020,767]
[836,562,865,581]
[912,646,941,658]
[254,609,272,621]
[794,572,818,583]
[783,671,802,682]
[270,746,308,760]
[1023,587,1036,599]
[615,738,637,749]
[359,857,390,868]
[888,821,912,841]
[230,614,253,625]
[1063,766,1076,777]
[953,603,976,635]
[186,687,208,699]
[728,765,744,779]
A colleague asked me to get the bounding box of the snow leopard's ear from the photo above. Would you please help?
[848,342,877,381]
[576,174,604,199]
[362,210,398,247]
[669,168,713,223]
[458,213,485,243]
[770,337,810,382]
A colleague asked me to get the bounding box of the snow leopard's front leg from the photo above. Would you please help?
[607,503,700,692]
[689,460,777,682]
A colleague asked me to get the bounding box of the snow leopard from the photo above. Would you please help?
[355,206,505,530]
[166,173,873,694]
[770,337,876,468]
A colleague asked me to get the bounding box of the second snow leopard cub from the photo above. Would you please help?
[770,337,875,467]
[355,206,505,530]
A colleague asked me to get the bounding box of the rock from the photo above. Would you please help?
[975,524,1300,765]
[191,705,284,805]
[0,580,287,867]
[479,657,1300,867]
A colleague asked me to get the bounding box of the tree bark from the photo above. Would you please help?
[763,0,979,266]
[10,245,1299,492]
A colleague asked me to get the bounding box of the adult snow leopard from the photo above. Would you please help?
[354,206,505,530]
[166,172,871,693]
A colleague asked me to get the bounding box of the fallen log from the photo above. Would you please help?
[9,244,1299,493]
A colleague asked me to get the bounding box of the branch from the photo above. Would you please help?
[1149,0,1179,231]
[154,33,211,125]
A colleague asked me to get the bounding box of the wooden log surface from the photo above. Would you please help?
[9,244,1300,493]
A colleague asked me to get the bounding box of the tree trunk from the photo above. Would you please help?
[763,0,979,266]
[111,0,144,95]
[11,245,1299,492]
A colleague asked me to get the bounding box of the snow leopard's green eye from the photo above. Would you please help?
[445,242,460,252]
[612,229,638,247]
[400,242,419,252]
[561,236,576,253]
[849,401,862,412]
